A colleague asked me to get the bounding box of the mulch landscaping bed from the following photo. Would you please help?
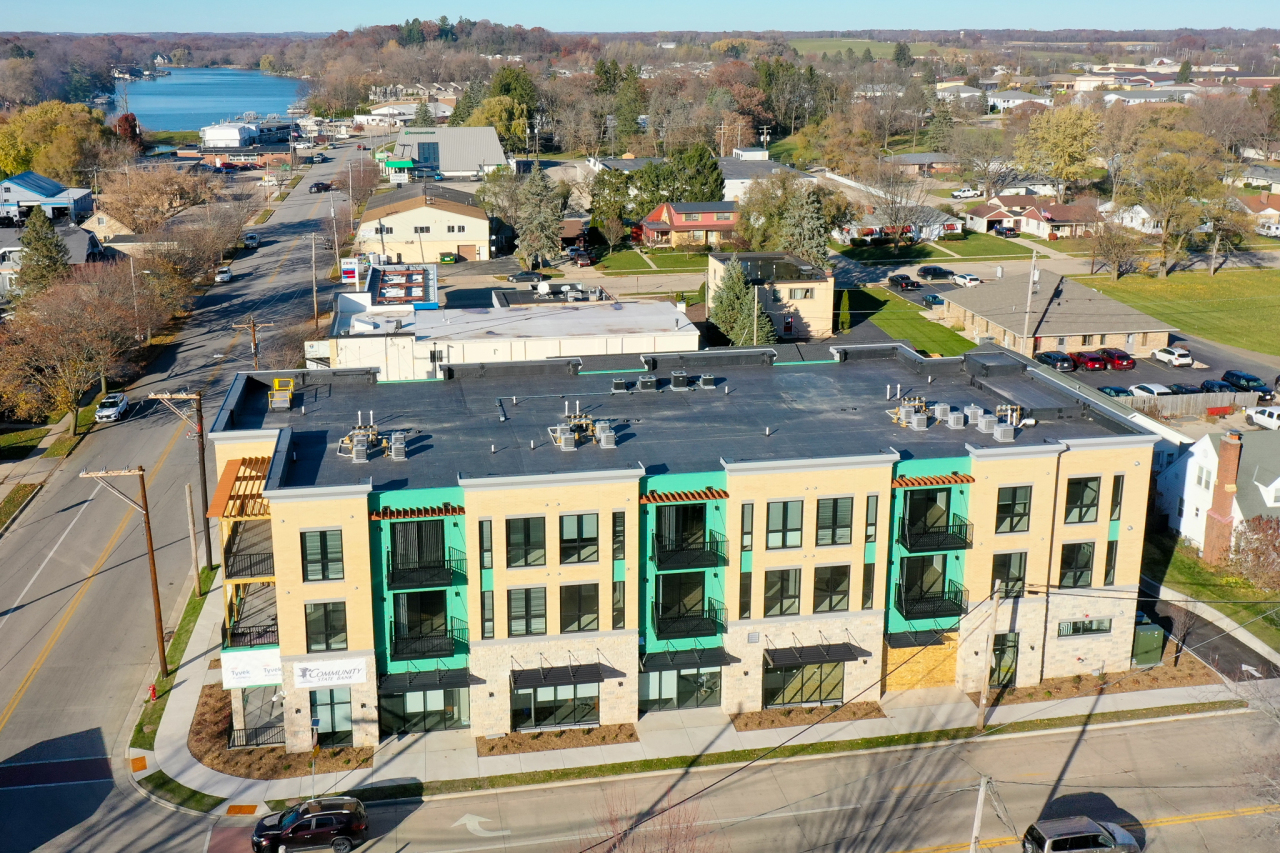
[968,641,1222,708]
[476,724,638,756]
[731,702,886,731]
[188,684,372,779]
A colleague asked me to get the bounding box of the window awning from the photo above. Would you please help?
[370,504,465,521]
[378,668,470,694]
[764,643,870,668]
[207,457,271,520]
[510,663,603,690]
[641,647,736,672]
[385,159,415,168]
[640,487,729,505]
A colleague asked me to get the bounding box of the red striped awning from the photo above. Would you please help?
[891,474,975,489]
[370,504,466,521]
[640,488,729,505]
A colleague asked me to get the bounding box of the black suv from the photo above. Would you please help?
[1221,370,1276,402]
[1034,351,1074,372]
[309,182,331,194]
[252,797,368,853]
[887,273,921,290]
[917,265,955,281]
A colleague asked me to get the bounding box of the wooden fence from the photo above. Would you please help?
[1126,391,1258,418]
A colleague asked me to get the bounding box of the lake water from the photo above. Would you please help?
[111,67,302,131]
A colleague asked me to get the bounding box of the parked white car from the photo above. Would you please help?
[1152,346,1193,367]
[1256,223,1280,238]
[214,267,233,283]
[952,273,982,287]
[1129,383,1174,397]
[951,187,981,199]
[1245,406,1280,429]
[94,393,130,423]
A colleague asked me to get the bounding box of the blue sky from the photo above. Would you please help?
[6,2,1278,34]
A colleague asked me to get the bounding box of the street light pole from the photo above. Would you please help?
[79,467,169,680]
[233,315,274,371]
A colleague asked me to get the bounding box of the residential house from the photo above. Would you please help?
[1019,202,1103,239]
[640,201,738,249]
[1098,200,1162,234]
[848,205,963,243]
[1099,91,1187,107]
[707,252,834,339]
[0,172,93,222]
[1043,74,1079,92]
[883,152,961,177]
[0,224,103,297]
[935,85,985,104]
[355,184,491,263]
[999,175,1060,197]
[84,207,135,242]
[719,148,812,202]
[1233,164,1280,193]
[204,341,1158,751]
[1235,192,1280,226]
[355,101,454,128]
[939,274,1176,357]
[989,90,1054,112]
[383,126,507,180]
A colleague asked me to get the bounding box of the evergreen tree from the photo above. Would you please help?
[591,169,633,223]
[860,48,875,65]
[613,75,647,140]
[925,98,954,152]
[489,66,538,114]
[515,167,564,269]
[16,206,69,299]
[837,289,851,333]
[410,101,435,127]
[779,188,830,267]
[1176,60,1192,84]
[674,145,725,203]
[594,58,621,95]
[447,81,485,126]
[892,42,914,68]
[844,47,855,63]
[709,258,777,346]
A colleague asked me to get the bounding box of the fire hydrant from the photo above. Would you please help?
[148,683,157,702]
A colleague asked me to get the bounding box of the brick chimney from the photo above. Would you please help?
[1262,191,1271,205]
[1203,430,1243,565]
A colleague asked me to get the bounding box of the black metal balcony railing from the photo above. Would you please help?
[653,531,727,569]
[225,553,275,579]
[894,580,969,621]
[222,622,279,648]
[387,548,467,589]
[228,725,286,749]
[897,514,974,552]
[653,598,726,639]
[391,617,468,660]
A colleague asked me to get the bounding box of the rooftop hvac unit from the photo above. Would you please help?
[389,431,407,461]
[964,404,984,423]
[596,422,617,448]
[699,374,715,389]
[932,403,950,420]
[947,411,966,430]
[993,425,1016,443]
[977,414,998,433]
[611,377,627,393]
[352,434,369,463]
[550,424,577,451]
[909,413,929,431]
[639,374,658,391]
[671,370,689,389]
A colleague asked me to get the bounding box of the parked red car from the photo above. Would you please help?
[1069,351,1107,371]
[1098,348,1136,370]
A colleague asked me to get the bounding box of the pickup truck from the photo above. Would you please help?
[951,187,981,199]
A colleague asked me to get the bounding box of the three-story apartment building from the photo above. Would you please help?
[207,343,1157,752]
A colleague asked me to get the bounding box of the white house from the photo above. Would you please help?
[1099,201,1163,234]
[935,85,984,103]
[989,90,1054,112]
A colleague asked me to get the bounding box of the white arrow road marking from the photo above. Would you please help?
[453,814,512,837]
[1242,663,1263,678]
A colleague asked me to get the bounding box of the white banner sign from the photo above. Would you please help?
[221,648,282,689]
[293,658,368,688]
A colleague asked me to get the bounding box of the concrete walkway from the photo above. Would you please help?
[136,590,1254,819]
[0,412,74,508]
[1010,236,1071,260]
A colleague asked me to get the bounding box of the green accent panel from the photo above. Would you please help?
[740,551,753,572]
[481,568,493,592]
[613,560,627,583]
[863,542,876,564]
[1109,520,1121,540]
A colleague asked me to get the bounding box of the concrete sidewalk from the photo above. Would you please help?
[135,588,1252,819]
[0,412,74,507]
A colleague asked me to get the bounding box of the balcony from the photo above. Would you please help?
[653,532,727,570]
[226,553,275,579]
[222,582,278,648]
[894,580,969,621]
[652,598,726,639]
[387,548,467,589]
[391,617,468,660]
[897,514,974,553]
[224,520,275,580]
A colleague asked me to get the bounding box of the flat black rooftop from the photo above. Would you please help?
[212,344,1149,491]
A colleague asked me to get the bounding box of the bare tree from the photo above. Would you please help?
[600,217,627,255]
[1169,607,1200,667]
[1090,222,1144,280]
[866,165,933,252]
[950,128,1012,198]
[96,165,213,234]
[571,788,724,853]
[1233,516,1280,592]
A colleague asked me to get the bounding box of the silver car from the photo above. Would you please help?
[214,267,233,283]
[1023,816,1140,852]
[94,393,130,423]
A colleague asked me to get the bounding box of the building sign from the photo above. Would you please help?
[221,648,282,689]
[293,658,368,688]
[341,257,364,284]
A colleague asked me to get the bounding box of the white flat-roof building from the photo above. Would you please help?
[200,122,258,148]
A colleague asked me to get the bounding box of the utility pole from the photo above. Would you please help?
[1021,250,1037,356]
[310,234,319,330]
[80,468,168,679]
[149,391,213,573]
[185,483,201,596]
[233,315,274,370]
[753,285,759,346]
[969,775,989,853]
[977,587,1003,732]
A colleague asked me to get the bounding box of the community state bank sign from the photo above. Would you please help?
[293,659,368,688]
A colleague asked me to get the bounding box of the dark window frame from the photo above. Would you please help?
[1058,618,1112,637]
[766,501,803,550]
[481,590,494,639]
[560,583,600,633]
[506,517,547,567]
[305,602,348,652]
[995,486,1032,534]
[861,563,876,610]
[508,587,547,637]
[479,519,493,570]
[302,530,344,581]
[741,503,754,552]
[612,511,625,560]
[612,580,625,630]
[559,513,600,564]
[865,494,879,542]
[992,551,1027,598]
[1059,542,1095,588]
[1110,475,1125,521]
[1104,540,1117,586]
[1064,477,1101,524]
[739,571,752,619]
[764,568,801,617]
[814,565,851,612]
[816,497,854,546]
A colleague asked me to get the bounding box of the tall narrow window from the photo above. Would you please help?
[766,501,803,549]
[992,552,1027,598]
[612,581,625,630]
[508,588,546,636]
[995,486,1032,534]
[1110,475,1125,521]
[506,517,546,567]
[816,498,853,546]
[302,530,344,581]
[1060,542,1095,588]
[305,602,347,652]
[560,583,599,633]
[612,511,625,560]
[1104,540,1118,586]
[865,495,879,542]
[814,566,850,612]
[861,563,876,610]
[559,514,599,564]
[741,503,754,551]
[479,520,493,570]
[481,590,494,639]
[739,571,752,619]
[1064,478,1101,524]
[764,569,801,617]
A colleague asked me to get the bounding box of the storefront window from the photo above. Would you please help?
[762,662,843,708]
[638,667,722,713]
[310,688,353,747]
[379,688,470,737]
[510,682,600,731]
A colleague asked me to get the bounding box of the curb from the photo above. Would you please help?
[0,482,43,540]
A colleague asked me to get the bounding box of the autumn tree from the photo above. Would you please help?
[474,164,523,231]
[113,112,143,150]
[1013,104,1100,202]
[515,166,564,268]
[464,96,528,150]
[15,206,69,299]
[96,166,211,234]
[1090,222,1144,281]
[0,100,117,183]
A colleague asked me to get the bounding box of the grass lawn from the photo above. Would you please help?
[137,770,226,813]
[648,251,710,270]
[0,484,39,530]
[769,137,802,164]
[790,38,940,59]
[944,232,1034,258]
[254,209,274,225]
[1085,269,1280,357]
[595,250,653,272]
[145,130,199,147]
[1142,534,1280,654]
[42,394,105,459]
[1027,237,1096,255]
[130,566,218,751]
[843,288,976,357]
[838,242,949,263]
[0,427,50,461]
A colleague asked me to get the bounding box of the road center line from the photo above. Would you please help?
[0,482,102,635]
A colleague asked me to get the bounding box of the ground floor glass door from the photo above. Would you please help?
[379,687,470,737]
[990,633,1019,688]
[638,667,722,713]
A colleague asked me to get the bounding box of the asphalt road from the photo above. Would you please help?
[0,143,358,852]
